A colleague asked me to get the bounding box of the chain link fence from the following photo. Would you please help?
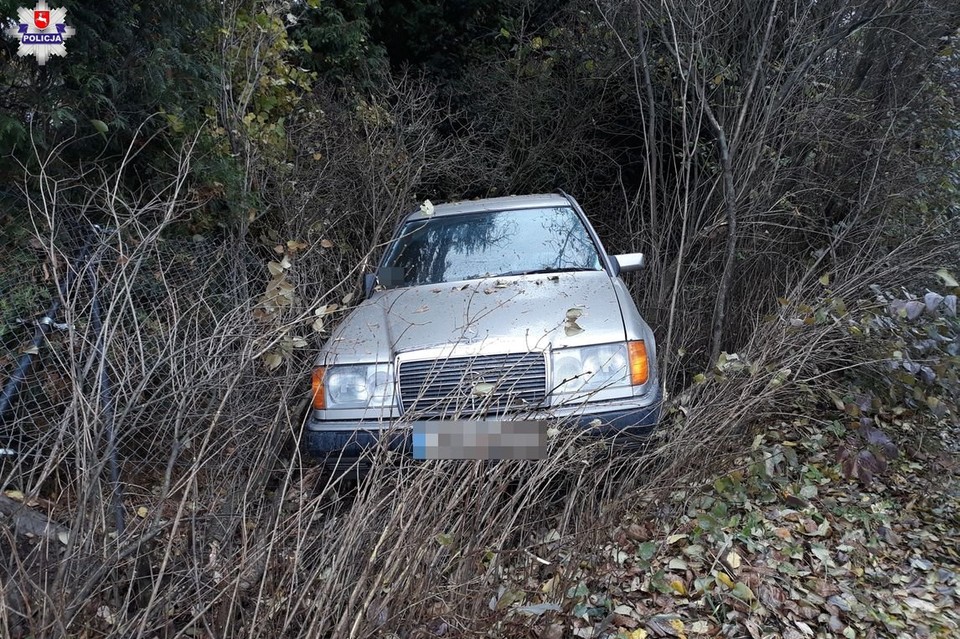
[1,230,269,462]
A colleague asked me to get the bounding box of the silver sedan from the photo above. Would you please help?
[303,193,660,465]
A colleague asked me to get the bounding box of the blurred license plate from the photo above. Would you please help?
[412,420,547,460]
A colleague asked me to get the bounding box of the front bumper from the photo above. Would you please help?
[302,397,661,463]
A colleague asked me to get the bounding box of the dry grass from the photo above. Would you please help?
[1,167,955,638]
[1,44,958,632]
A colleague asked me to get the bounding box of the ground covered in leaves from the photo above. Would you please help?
[493,413,959,639]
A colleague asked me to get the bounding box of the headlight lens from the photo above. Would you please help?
[550,343,630,394]
[323,363,395,409]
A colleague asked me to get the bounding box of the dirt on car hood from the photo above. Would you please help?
[320,271,627,365]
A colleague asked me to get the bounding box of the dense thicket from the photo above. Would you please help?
[4,0,956,378]
[1,2,959,637]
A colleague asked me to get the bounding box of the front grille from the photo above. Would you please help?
[398,352,546,418]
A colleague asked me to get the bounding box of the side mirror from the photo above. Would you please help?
[363,273,377,298]
[612,252,645,274]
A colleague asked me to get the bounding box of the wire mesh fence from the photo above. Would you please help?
[1,230,270,463]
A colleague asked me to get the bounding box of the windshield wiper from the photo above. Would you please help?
[496,267,591,277]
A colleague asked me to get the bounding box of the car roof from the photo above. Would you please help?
[403,193,572,222]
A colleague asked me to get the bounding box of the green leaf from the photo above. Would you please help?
[637,541,657,561]
[731,582,755,601]
[566,582,589,598]
[90,119,109,135]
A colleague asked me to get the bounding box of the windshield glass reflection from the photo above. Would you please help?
[378,207,602,289]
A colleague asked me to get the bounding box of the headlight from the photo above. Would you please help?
[550,343,630,394]
[316,363,395,409]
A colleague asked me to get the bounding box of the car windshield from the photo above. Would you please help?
[377,206,603,289]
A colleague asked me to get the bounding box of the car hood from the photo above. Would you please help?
[320,271,627,364]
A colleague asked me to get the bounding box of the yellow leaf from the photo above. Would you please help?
[669,618,687,639]
[531,36,543,50]
[689,620,710,634]
[564,321,584,336]
[935,268,958,287]
[712,73,723,85]
[263,352,283,371]
[4,490,24,501]
[725,550,742,569]
[320,238,334,249]
[472,382,495,396]
[541,574,559,594]
[625,630,648,639]
[819,272,830,286]
[715,571,735,589]
[670,579,687,596]
[136,506,148,518]
[342,292,355,305]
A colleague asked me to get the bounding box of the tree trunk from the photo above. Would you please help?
[708,129,737,368]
